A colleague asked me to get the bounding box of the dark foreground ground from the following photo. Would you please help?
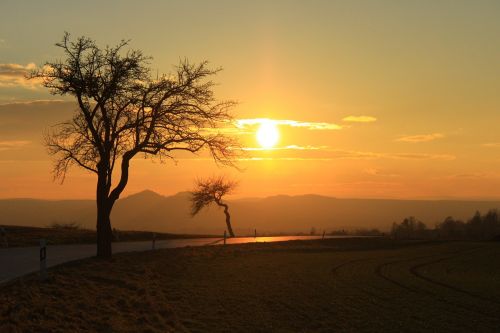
[1,238,500,332]
[0,225,214,247]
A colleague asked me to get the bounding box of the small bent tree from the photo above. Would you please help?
[190,176,237,237]
[31,33,237,258]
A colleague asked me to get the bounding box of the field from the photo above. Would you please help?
[1,238,499,332]
[0,225,215,247]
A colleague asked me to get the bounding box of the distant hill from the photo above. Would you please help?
[1,190,499,235]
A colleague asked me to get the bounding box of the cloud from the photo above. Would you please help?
[0,140,31,151]
[342,115,377,123]
[236,118,342,130]
[241,145,328,151]
[0,99,66,106]
[396,133,444,143]
[237,157,335,161]
[363,168,400,177]
[236,148,455,161]
[447,173,489,179]
[482,143,500,148]
[0,63,41,88]
[386,152,455,160]
[327,150,454,161]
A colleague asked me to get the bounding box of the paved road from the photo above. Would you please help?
[0,235,333,284]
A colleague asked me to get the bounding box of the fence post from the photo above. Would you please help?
[322,231,325,239]
[254,229,257,239]
[0,227,7,248]
[224,230,227,245]
[39,239,47,281]
[152,233,156,250]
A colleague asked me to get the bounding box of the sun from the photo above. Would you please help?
[256,121,279,149]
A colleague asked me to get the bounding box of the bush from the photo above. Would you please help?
[49,222,81,230]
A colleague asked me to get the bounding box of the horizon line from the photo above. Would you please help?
[2,189,500,203]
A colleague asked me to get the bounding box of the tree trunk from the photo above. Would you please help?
[218,202,235,237]
[95,153,132,258]
[96,203,112,258]
[96,168,112,258]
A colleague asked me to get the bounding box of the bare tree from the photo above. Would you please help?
[190,176,238,237]
[30,33,238,258]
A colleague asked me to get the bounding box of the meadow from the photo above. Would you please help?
[1,238,499,332]
[0,225,214,247]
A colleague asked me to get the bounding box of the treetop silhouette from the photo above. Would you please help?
[30,33,239,257]
[190,176,238,237]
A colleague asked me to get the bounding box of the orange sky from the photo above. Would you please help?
[1,1,500,200]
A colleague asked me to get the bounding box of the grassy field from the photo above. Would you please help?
[1,238,499,332]
[0,225,215,247]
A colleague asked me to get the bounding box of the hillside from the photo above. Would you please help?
[1,191,499,235]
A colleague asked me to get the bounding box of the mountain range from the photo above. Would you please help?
[1,190,499,235]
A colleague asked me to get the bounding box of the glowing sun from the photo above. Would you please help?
[256,121,279,149]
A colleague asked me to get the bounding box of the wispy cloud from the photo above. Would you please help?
[0,99,66,106]
[237,157,336,161]
[236,118,342,130]
[447,173,489,179]
[0,140,31,151]
[241,145,328,151]
[482,142,500,148]
[237,148,455,161]
[342,115,377,123]
[363,168,400,177]
[396,133,444,143]
[0,63,41,88]
[151,149,456,162]
[328,150,455,161]
[387,152,455,160]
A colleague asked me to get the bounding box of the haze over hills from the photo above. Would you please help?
[1,190,500,235]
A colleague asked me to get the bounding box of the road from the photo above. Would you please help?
[0,235,333,284]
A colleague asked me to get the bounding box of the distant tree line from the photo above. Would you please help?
[329,228,383,237]
[391,210,500,241]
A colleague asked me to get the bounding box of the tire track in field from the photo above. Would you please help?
[374,253,438,296]
[330,254,480,330]
[409,250,500,306]
[374,246,500,321]
[331,257,396,304]
[332,258,372,275]
[330,247,500,330]
[374,246,482,294]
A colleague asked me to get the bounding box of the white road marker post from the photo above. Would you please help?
[152,233,156,250]
[39,239,47,281]
[224,230,227,245]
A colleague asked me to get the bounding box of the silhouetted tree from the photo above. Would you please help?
[30,33,238,257]
[465,210,500,240]
[435,216,465,240]
[391,216,427,239]
[481,209,500,239]
[466,211,483,240]
[190,176,238,237]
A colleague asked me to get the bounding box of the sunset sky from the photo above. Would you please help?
[1,0,500,200]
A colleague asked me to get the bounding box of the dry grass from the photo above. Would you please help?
[0,225,214,247]
[1,238,500,332]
